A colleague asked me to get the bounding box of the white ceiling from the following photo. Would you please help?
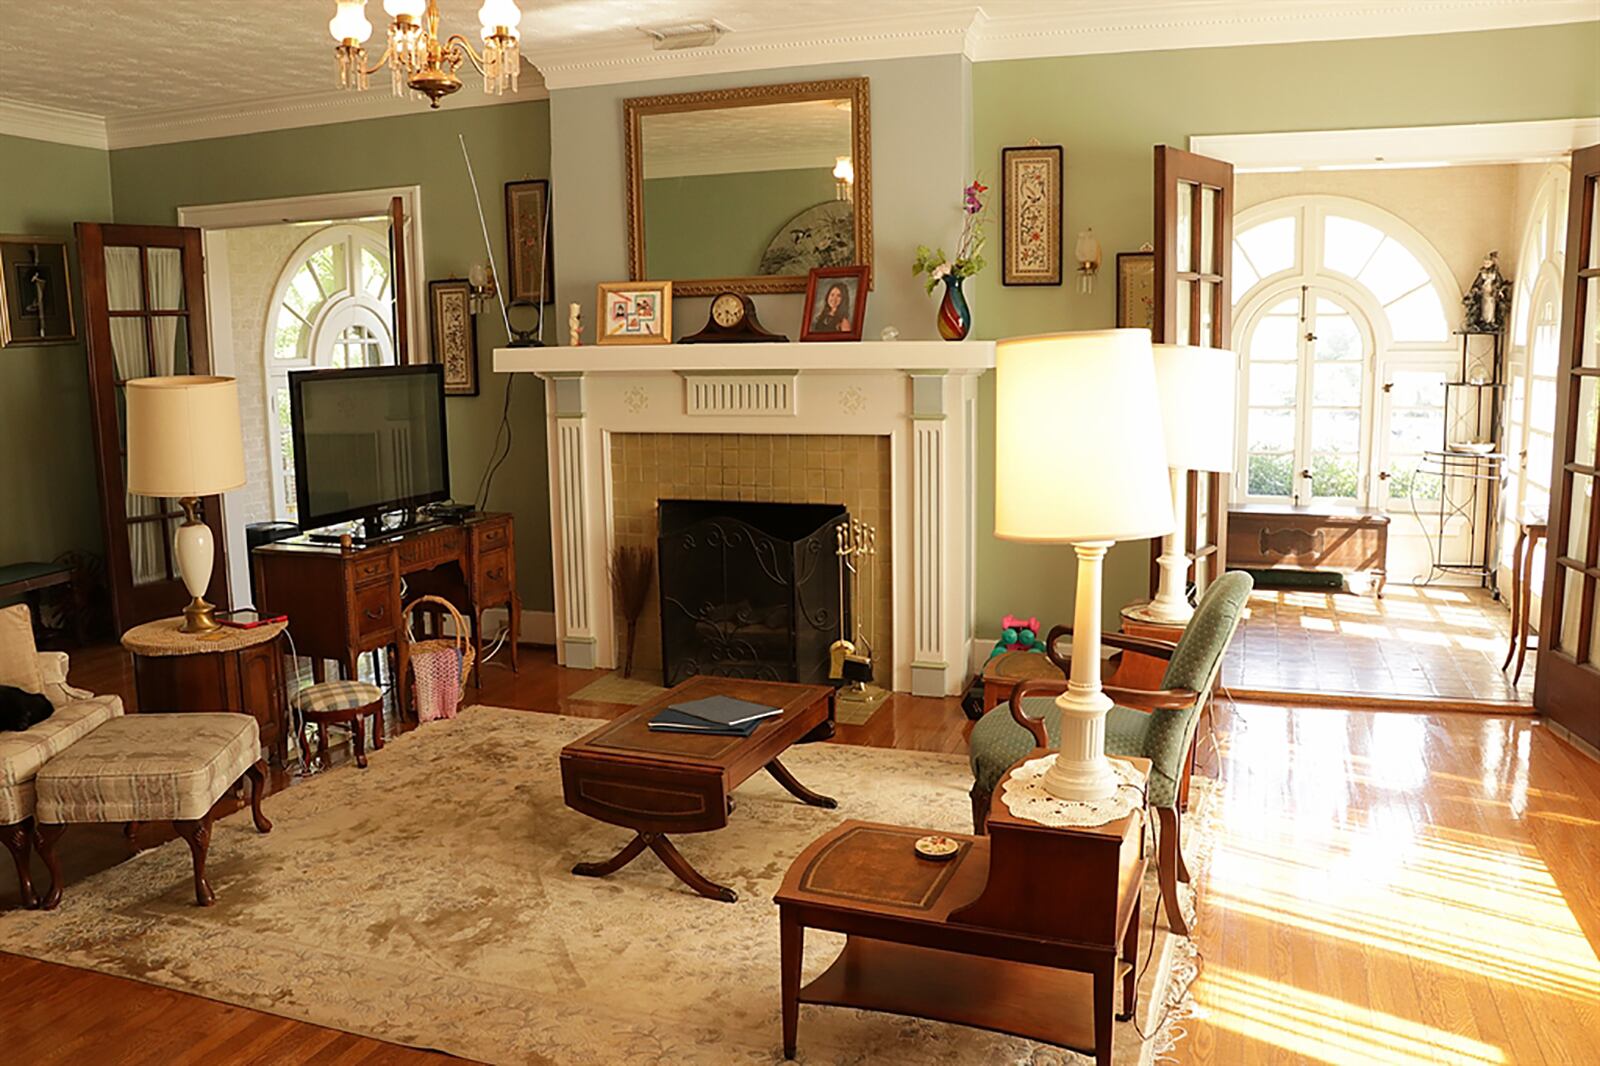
[0,1,1593,148]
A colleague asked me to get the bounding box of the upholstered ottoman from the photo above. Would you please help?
[33,713,272,909]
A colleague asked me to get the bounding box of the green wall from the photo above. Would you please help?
[108,102,555,610]
[968,22,1600,630]
[642,167,837,279]
[0,134,113,576]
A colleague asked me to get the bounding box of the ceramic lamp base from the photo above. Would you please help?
[174,498,219,634]
[1039,682,1119,801]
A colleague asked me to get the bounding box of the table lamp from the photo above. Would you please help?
[994,330,1174,801]
[125,376,247,633]
[1125,344,1238,626]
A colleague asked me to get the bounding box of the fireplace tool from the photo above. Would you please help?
[831,520,888,714]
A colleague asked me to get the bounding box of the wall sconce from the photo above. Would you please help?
[467,261,498,316]
[833,155,855,202]
[1074,228,1102,294]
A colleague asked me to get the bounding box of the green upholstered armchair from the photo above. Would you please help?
[967,571,1252,935]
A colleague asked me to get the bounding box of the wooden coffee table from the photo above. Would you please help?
[560,676,837,903]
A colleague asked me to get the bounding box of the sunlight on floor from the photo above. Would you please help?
[1199,965,1507,1065]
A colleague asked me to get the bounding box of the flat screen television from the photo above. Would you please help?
[289,364,450,534]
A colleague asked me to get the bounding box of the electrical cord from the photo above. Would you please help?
[474,373,516,512]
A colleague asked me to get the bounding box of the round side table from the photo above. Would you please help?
[121,617,290,767]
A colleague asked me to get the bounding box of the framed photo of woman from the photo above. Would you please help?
[799,265,869,342]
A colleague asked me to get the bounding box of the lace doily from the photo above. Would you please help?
[1000,754,1147,828]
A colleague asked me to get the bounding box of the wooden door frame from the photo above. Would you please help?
[78,222,229,631]
[1534,143,1600,742]
[1152,145,1235,600]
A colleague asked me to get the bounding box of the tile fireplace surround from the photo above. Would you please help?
[495,341,993,696]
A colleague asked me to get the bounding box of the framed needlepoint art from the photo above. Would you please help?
[429,278,478,395]
[505,179,554,305]
[597,281,672,345]
[799,265,869,342]
[1116,251,1155,331]
[1001,145,1062,286]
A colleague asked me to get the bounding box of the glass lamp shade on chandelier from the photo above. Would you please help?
[329,1,524,108]
[994,330,1174,802]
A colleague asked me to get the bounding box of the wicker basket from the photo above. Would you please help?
[402,594,475,720]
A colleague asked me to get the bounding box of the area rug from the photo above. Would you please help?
[0,707,1206,1065]
[568,669,667,706]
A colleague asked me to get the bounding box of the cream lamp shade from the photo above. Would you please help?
[125,376,246,497]
[1151,344,1237,473]
[995,329,1175,543]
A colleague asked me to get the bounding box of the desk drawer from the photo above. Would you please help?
[351,554,393,588]
[353,582,396,640]
[476,522,510,550]
[398,529,464,569]
[476,547,513,598]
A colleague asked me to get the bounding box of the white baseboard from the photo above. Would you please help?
[479,608,558,646]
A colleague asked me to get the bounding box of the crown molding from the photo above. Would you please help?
[0,98,109,150]
[529,9,983,91]
[103,80,549,150]
[968,0,1600,61]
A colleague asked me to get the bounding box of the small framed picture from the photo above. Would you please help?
[799,265,869,342]
[1001,145,1063,286]
[429,279,478,395]
[505,179,554,306]
[597,281,672,345]
[1116,251,1155,331]
[1,236,75,347]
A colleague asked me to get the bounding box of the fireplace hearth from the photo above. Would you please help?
[658,499,849,686]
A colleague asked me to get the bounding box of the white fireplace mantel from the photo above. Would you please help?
[494,340,995,696]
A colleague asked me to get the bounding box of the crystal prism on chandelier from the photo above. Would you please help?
[329,1,523,109]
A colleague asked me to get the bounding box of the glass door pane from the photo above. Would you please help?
[1307,297,1366,502]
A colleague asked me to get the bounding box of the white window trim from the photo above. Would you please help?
[1232,196,1462,510]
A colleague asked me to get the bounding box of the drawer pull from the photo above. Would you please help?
[364,607,386,620]
[486,567,506,582]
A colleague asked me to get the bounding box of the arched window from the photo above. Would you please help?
[264,224,396,520]
[1232,197,1460,508]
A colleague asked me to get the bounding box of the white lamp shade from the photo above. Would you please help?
[329,1,373,43]
[125,376,247,498]
[995,329,1175,543]
[1151,344,1238,473]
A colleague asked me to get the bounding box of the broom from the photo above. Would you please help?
[610,545,655,678]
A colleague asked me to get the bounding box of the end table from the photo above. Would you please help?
[122,617,290,767]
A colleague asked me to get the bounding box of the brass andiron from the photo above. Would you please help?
[831,520,888,715]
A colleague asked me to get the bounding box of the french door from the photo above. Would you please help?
[1535,143,1600,742]
[1239,286,1373,505]
[77,222,228,632]
[1153,145,1235,597]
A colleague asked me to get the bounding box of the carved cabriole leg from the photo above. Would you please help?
[2,818,36,908]
[173,814,216,907]
[244,761,273,834]
[350,714,368,769]
[371,703,385,751]
[764,758,837,809]
[1156,805,1188,936]
[35,822,67,911]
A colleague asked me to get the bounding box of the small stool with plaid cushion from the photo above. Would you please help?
[294,680,384,770]
[33,713,272,909]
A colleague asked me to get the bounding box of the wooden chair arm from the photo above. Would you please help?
[1008,678,1070,747]
[1101,685,1201,713]
[1102,632,1178,660]
[1044,624,1072,673]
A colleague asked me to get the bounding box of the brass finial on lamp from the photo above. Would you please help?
[994,330,1174,801]
[125,376,246,633]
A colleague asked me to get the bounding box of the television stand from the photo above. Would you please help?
[304,511,444,546]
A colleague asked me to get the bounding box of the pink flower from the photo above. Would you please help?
[930,262,952,282]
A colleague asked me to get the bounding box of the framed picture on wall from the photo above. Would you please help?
[505,179,554,306]
[429,278,478,395]
[597,280,672,345]
[0,235,75,347]
[1116,251,1155,331]
[799,265,869,342]
[1001,145,1063,286]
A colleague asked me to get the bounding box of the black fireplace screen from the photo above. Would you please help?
[658,499,849,686]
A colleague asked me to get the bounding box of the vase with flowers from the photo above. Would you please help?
[913,180,988,341]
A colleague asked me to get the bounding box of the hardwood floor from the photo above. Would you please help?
[3,642,1598,1064]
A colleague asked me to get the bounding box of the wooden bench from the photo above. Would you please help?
[1227,502,1389,596]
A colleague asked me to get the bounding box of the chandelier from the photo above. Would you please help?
[329,1,524,109]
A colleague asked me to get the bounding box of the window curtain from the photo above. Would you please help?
[106,247,169,586]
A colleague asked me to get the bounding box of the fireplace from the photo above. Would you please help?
[658,499,849,686]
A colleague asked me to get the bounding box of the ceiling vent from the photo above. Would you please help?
[640,20,730,51]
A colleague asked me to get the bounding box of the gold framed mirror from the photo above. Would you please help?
[624,77,871,297]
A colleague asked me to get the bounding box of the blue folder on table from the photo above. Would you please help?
[647,695,782,735]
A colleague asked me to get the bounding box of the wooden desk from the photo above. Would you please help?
[1227,501,1389,596]
[252,513,518,714]
[776,754,1148,1065]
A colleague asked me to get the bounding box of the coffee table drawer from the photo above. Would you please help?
[561,756,726,834]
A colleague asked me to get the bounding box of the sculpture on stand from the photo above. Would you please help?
[1463,251,1511,334]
